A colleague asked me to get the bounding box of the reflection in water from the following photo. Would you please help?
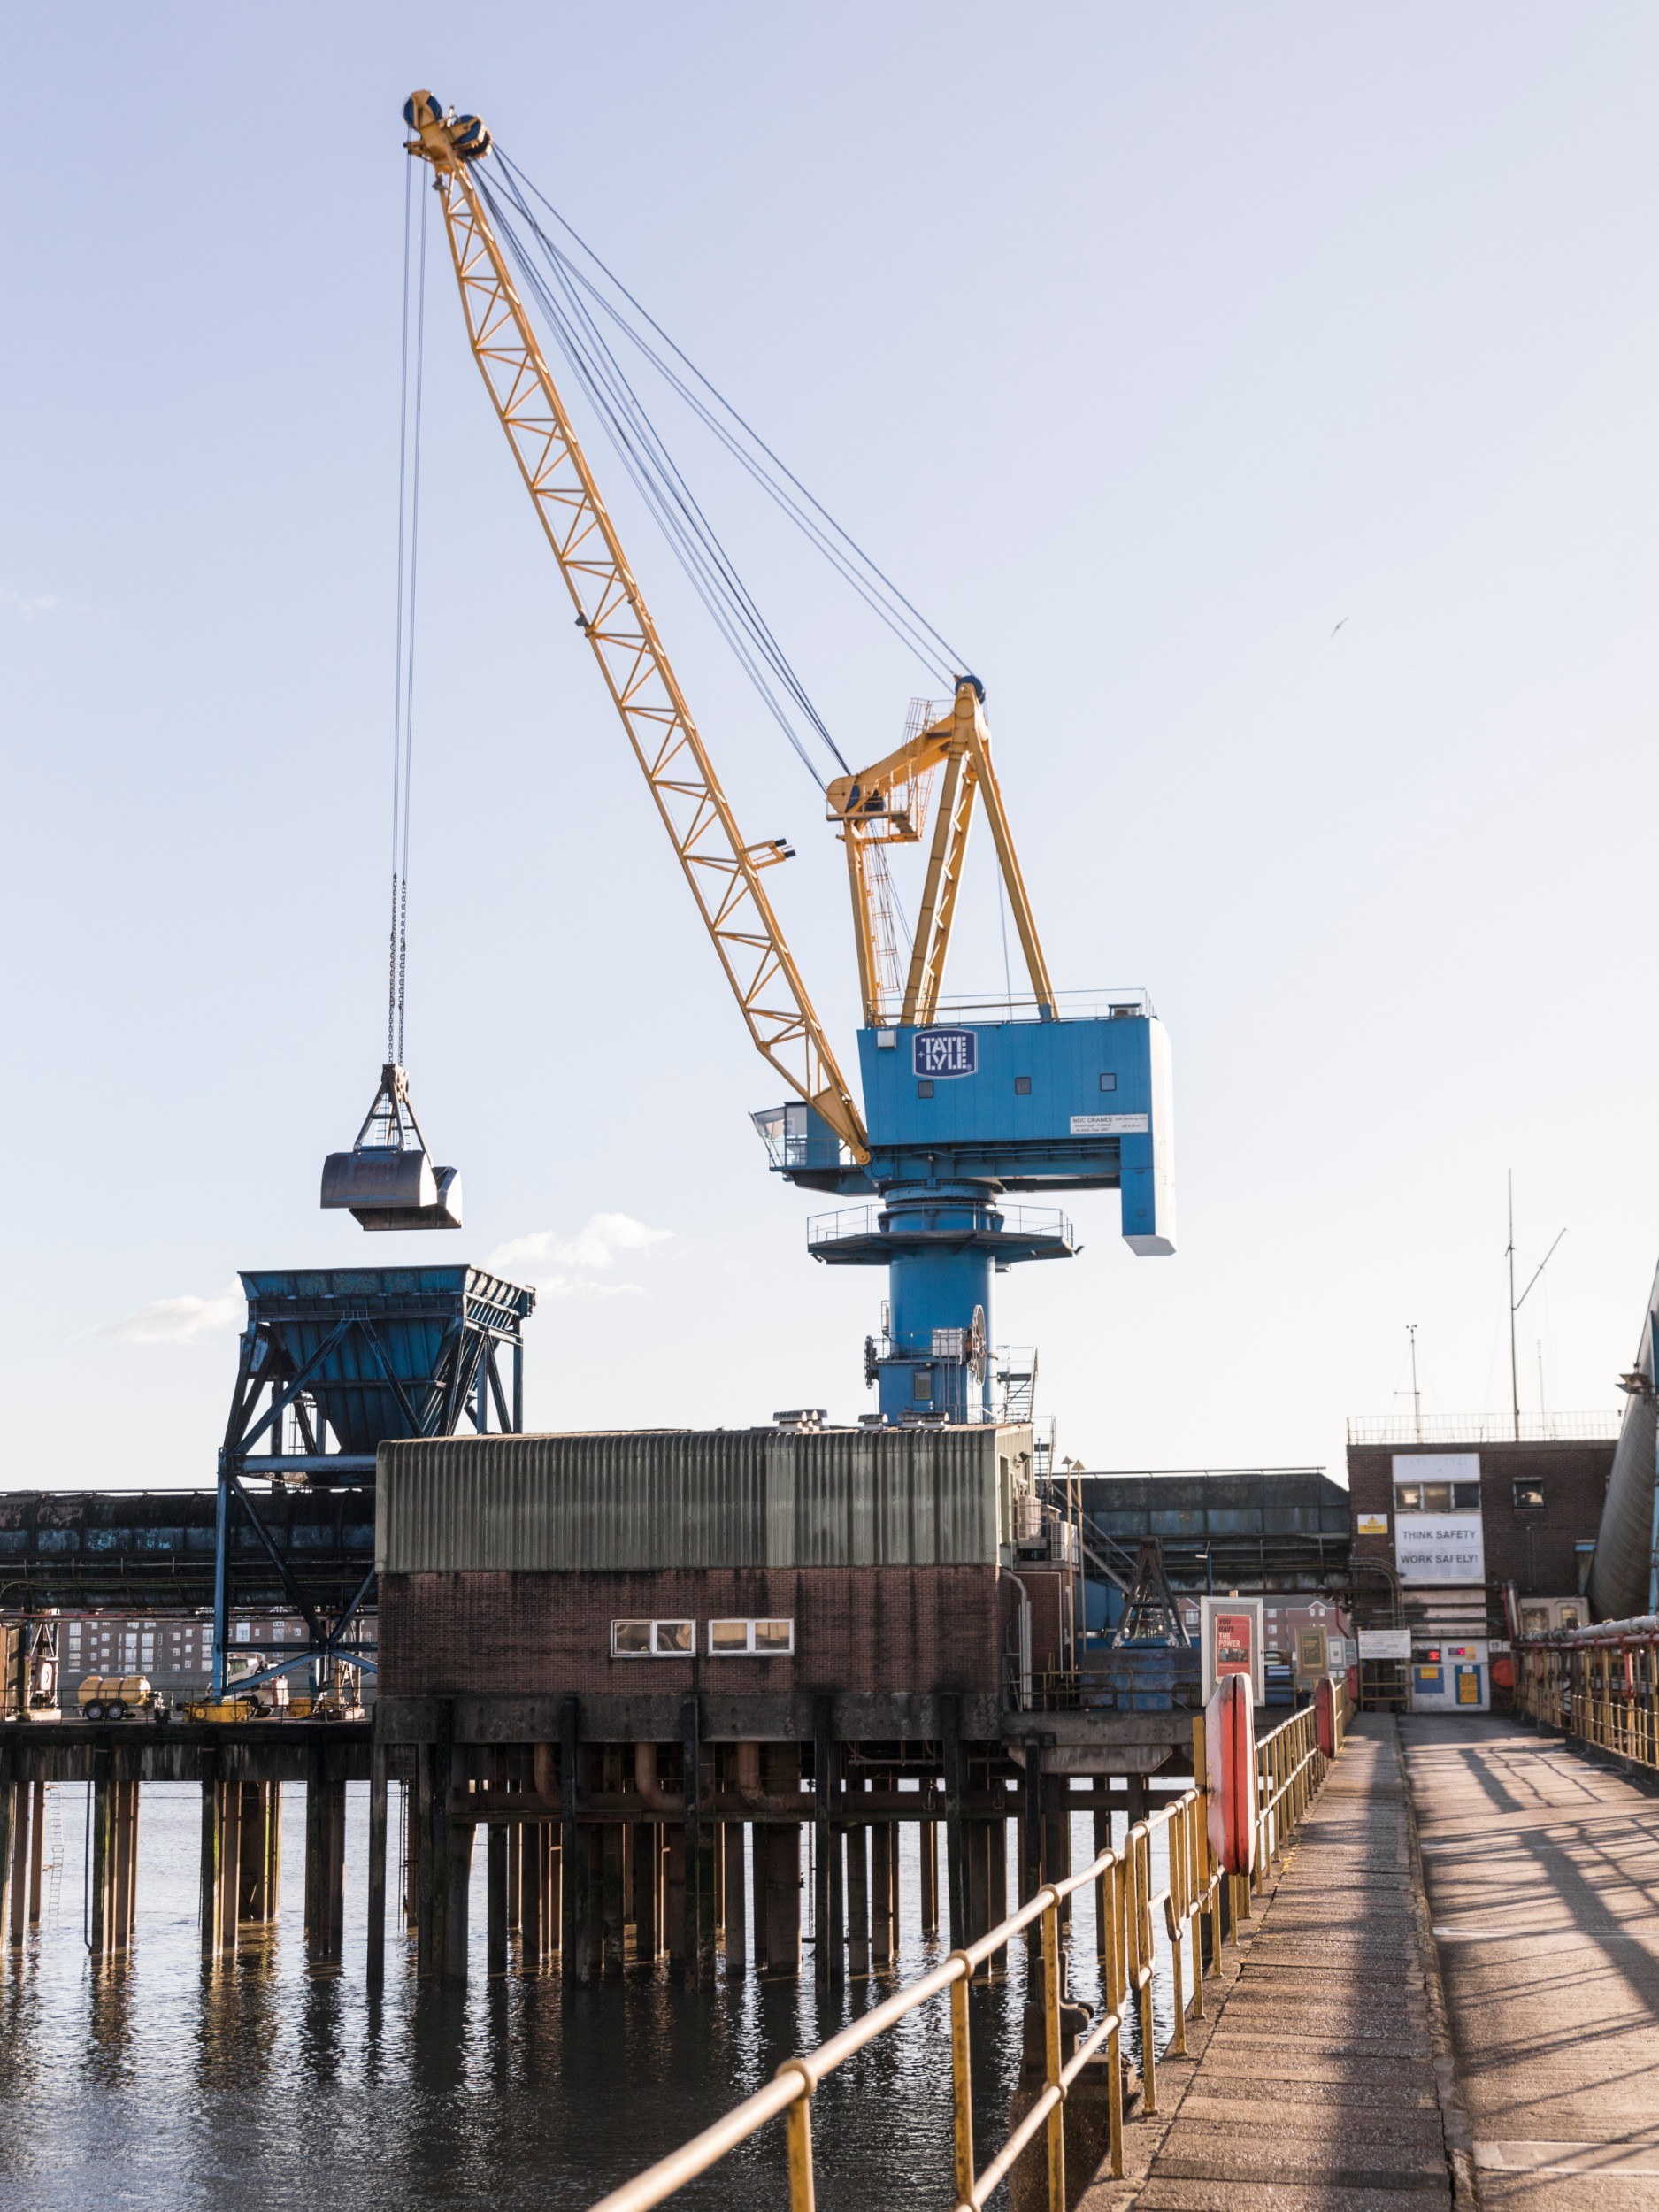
[0,1785,1179,2209]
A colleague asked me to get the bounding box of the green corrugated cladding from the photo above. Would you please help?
[376,1425,1032,1574]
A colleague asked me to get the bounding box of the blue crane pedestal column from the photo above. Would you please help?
[758,1007,1176,1420]
[808,1187,1074,1421]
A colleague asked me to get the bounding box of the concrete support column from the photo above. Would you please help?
[919,1818,940,1937]
[559,1702,582,1980]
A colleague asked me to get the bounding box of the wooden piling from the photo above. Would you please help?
[27,1779,45,1928]
[630,1820,658,1963]
[366,1740,388,1992]
[722,1822,747,1970]
[487,1821,509,1977]
[304,1745,347,1962]
[871,1810,894,1967]
[847,1818,871,1978]
[0,1751,12,1950]
[942,1695,967,1953]
[919,1817,939,1936]
[813,1703,833,1989]
[7,1770,29,1948]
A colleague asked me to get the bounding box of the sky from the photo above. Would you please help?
[4,4,1656,1492]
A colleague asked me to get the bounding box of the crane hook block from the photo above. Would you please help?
[320,1063,463,1232]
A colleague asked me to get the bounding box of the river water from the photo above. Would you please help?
[0,1785,1178,2211]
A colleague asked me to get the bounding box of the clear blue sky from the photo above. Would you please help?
[4,4,1655,1490]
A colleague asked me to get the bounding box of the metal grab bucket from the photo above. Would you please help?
[320,1064,463,1231]
[321,1147,438,1211]
[352,1163,463,1232]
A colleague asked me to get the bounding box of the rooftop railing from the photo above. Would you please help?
[1346,1412,1620,1446]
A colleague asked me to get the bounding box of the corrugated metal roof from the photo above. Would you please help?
[377,1425,1031,1573]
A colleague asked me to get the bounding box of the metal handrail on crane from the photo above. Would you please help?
[403,93,870,1162]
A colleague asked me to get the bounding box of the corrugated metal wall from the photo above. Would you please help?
[378,1425,1030,1573]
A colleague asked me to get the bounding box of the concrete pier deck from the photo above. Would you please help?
[1402,1716,1659,2209]
[1093,1714,1454,2210]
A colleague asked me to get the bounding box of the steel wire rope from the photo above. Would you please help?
[494,148,966,686]
[501,176,955,688]
[482,178,834,781]
[388,162,429,1069]
[479,170,846,787]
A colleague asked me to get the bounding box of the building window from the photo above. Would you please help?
[912,1367,933,1402]
[917,1079,934,1099]
[707,1618,795,1656]
[611,1619,695,1658]
[1014,1076,1032,1095]
[1513,1480,1545,1511]
[1394,1479,1480,1513]
[1099,1072,1117,1092]
[1557,1602,1583,1629]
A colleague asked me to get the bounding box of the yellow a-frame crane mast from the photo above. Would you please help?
[404,92,869,1163]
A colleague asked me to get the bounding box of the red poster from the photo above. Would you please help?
[1214,1610,1255,1678]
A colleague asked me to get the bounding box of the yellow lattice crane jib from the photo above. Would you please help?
[403,91,870,1163]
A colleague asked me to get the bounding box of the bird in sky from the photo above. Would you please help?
[1330,617,1349,638]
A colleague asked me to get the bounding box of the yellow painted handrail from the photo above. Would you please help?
[589,1700,1346,2212]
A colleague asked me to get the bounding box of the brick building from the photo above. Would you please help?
[1345,1416,1617,1709]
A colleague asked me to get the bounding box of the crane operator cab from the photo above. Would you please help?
[320,1064,462,1231]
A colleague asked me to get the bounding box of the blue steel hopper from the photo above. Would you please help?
[212,1263,534,1695]
[321,1064,462,1230]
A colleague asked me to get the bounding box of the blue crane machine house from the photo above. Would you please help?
[754,1006,1175,1423]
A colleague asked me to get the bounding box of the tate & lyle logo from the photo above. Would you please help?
[912,1028,977,1079]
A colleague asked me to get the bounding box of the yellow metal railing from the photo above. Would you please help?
[1517,1626,1659,1775]
[590,1700,1347,2212]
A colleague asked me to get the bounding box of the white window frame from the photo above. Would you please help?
[706,1617,795,1657]
[610,1618,695,1659]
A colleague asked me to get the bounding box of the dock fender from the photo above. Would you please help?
[1204,1672,1255,1876]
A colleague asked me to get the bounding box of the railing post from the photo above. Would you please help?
[1042,1894,1066,2212]
[1105,1854,1125,2177]
[949,1968,976,2208]
[784,2090,816,2212]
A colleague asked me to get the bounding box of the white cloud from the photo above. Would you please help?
[0,585,96,622]
[96,1280,243,1346]
[486,1213,672,1300]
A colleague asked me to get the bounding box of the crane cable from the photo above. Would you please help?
[388,157,428,1067]
[474,148,969,795]
[477,165,846,787]
[494,150,967,691]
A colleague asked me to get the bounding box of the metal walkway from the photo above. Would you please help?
[1404,1715,1659,2208]
[1102,1714,1455,2208]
